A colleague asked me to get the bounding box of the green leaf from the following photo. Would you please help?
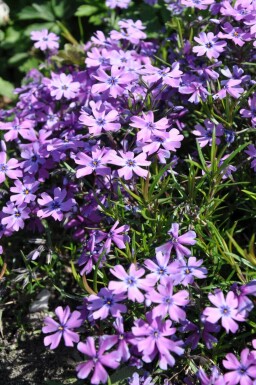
[75,5,99,17]
[0,77,15,99]
[18,3,55,21]
[110,366,143,385]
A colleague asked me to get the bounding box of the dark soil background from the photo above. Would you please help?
[0,312,82,385]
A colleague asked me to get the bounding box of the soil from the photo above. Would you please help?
[0,312,83,385]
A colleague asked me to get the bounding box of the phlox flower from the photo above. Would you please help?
[220,0,253,21]
[192,119,224,147]
[179,81,210,104]
[231,281,256,314]
[109,263,155,303]
[128,372,154,385]
[131,312,184,369]
[43,306,82,350]
[178,256,208,286]
[75,146,111,178]
[2,202,30,231]
[181,0,214,10]
[79,101,121,135]
[112,317,131,362]
[156,223,197,258]
[198,366,226,385]
[10,177,39,205]
[193,32,227,59]
[214,79,244,100]
[130,111,169,141]
[108,150,151,180]
[223,348,256,385]
[144,251,176,284]
[76,336,120,384]
[140,130,184,156]
[245,144,256,171]
[147,278,189,321]
[203,290,246,333]
[218,22,251,47]
[85,47,110,68]
[0,117,36,142]
[37,187,75,221]
[141,62,182,87]
[240,95,256,127]
[106,0,131,9]
[91,66,134,98]
[0,152,22,183]
[101,220,130,252]
[31,29,59,51]
[47,73,80,100]
[88,288,127,320]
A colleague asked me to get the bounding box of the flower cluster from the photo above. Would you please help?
[1,0,256,382]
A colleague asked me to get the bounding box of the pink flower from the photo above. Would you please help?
[108,150,151,180]
[156,223,197,258]
[43,306,82,349]
[130,111,170,141]
[77,336,120,384]
[31,29,59,51]
[223,348,256,385]
[203,290,246,333]
[0,152,22,183]
[37,187,75,221]
[47,73,80,100]
[109,263,155,303]
[193,32,227,59]
[91,66,134,98]
[75,146,111,178]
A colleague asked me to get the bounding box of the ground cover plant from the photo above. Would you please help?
[0,0,256,384]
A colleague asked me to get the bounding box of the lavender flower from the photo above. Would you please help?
[109,263,155,303]
[0,152,22,183]
[2,202,30,231]
[193,32,227,59]
[203,290,246,333]
[37,187,75,221]
[88,288,127,320]
[156,223,196,258]
[31,29,59,51]
[131,312,184,369]
[223,348,256,385]
[76,336,120,384]
[43,306,82,349]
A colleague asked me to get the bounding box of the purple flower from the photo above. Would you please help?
[108,150,151,180]
[144,251,174,284]
[112,317,131,362]
[102,220,130,252]
[240,95,256,127]
[128,372,154,385]
[181,0,214,9]
[178,256,208,286]
[203,290,246,333]
[131,312,184,369]
[92,66,134,98]
[37,187,75,221]
[0,117,36,142]
[106,0,131,8]
[47,73,80,100]
[192,119,224,147]
[156,223,196,258]
[214,79,244,100]
[198,366,226,385]
[0,152,22,183]
[2,202,30,231]
[10,177,39,205]
[223,348,256,385]
[76,336,120,384]
[179,81,210,104]
[193,32,227,59]
[31,29,59,51]
[109,263,155,303]
[147,278,189,321]
[218,22,251,47]
[130,111,170,142]
[88,288,127,320]
[75,146,111,178]
[43,306,82,349]
[79,101,121,135]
